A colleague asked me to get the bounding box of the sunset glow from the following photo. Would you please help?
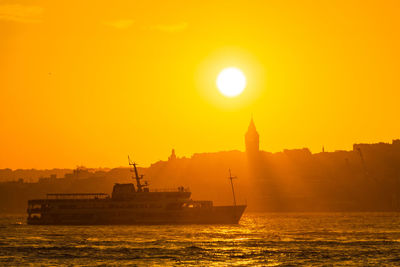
[1,1,400,169]
[2,2,400,265]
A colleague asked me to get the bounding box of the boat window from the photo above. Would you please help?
[166,203,183,210]
[30,213,41,219]
[59,205,77,209]
[32,204,41,209]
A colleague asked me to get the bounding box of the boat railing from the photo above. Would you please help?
[46,193,109,199]
[150,187,190,192]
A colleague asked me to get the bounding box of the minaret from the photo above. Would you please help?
[168,149,177,161]
[245,117,259,154]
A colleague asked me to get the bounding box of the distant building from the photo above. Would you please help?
[245,118,259,154]
[169,149,177,161]
[65,167,91,180]
[284,148,312,158]
[38,174,57,183]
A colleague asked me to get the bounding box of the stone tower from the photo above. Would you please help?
[245,118,259,154]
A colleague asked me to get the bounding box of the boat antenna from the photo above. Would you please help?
[128,155,145,192]
[228,169,237,207]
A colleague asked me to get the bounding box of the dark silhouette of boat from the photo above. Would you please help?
[27,158,246,225]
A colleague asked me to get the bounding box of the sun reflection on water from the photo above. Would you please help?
[1,213,400,265]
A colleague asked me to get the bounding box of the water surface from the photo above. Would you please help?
[1,213,400,266]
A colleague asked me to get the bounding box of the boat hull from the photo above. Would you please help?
[27,205,246,225]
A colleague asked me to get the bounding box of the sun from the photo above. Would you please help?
[216,67,247,97]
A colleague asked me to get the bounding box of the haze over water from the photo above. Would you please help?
[2,212,400,266]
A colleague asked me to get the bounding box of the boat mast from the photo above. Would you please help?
[128,156,145,192]
[228,169,237,207]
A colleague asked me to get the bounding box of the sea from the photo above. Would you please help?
[1,213,400,266]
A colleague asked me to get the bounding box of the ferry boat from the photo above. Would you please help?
[27,158,246,225]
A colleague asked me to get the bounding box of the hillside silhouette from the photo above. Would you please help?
[1,120,400,213]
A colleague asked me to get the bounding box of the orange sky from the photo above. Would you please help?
[1,0,400,169]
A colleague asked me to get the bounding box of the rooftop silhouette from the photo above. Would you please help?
[1,119,400,213]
